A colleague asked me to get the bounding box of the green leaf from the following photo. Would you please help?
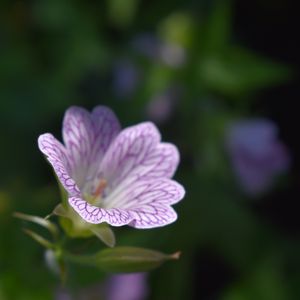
[199,46,291,97]
[64,247,180,273]
[13,212,58,239]
[92,246,180,273]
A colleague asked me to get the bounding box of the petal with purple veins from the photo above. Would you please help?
[68,179,184,228]
[69,197,133,226]
[140,143,179,180]
[62,106,93,186]
[99,123,179,189]
[100,122,161,189]
[87,106,121,178]
[62,106,121,187]
[38,133,80,196]
[104,178,185,228]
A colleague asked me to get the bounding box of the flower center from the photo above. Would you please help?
[93,178,107,198]
[84,178,107,206]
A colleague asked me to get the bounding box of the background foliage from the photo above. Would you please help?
[0,0,299,299]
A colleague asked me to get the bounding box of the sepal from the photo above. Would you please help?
[53,204,116,247]
[23,228,54,249]
[13,211,59,239]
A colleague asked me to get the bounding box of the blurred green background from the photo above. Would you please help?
[1,0,299,299]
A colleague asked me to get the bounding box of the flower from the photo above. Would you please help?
[131,33,186,68]
[112,59,140,99]
[225,118,290,195]
[146,86,181,124]
[54,273,148,300]
[105,273,148,300]
[38,106,185,228]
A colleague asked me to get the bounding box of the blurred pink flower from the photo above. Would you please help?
[146,87,181,124]
[54,273,148,300]
[132,33,186,68]
[112,60,140,98]
[105,273,148,300]
[225,118,290,195]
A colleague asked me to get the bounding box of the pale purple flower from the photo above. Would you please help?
[146,86,181,124]
[147,94,174,124]
[112,60,140,98]
[54,274,147,300]
[105,273,148,300]
[131,34,160,59]
[38,106,185,228]
[225,119,290,195]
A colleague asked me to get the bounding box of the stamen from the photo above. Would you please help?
[93,179,107,197]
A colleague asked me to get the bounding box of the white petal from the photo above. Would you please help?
[62,106,121,187]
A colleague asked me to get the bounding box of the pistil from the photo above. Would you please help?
[84,178,107,206]
[93,179,107,197]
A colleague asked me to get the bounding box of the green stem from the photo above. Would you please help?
[62,251,96,267]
